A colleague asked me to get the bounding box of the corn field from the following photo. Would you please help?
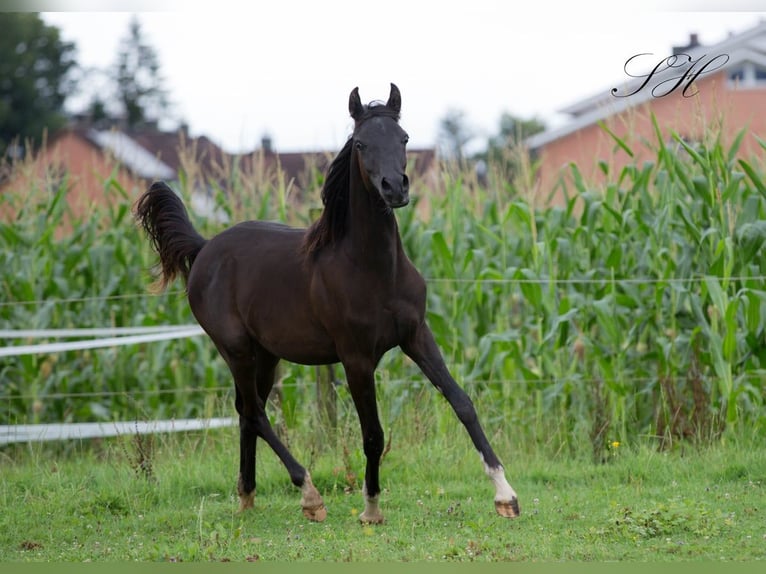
[1,122,765,456]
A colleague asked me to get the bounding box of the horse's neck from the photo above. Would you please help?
[346,179,401,271]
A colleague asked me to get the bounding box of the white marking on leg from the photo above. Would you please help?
[300,472,316,502]
[480,453,520,517]
[485,464,517,502]
[480,454,517,502]
[300,472,327,522]
[239,491,255,511]
[238,472,255,511]
[360,483,384,524]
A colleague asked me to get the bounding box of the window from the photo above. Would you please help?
[727,62,766,89]
[728,68,745,83]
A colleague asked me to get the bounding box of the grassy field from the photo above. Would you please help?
[2,122,766,564]
[2,394,765,563]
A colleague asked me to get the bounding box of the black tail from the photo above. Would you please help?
[134,181,207,290]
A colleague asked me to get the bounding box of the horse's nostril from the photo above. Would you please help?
[382,176,407,193]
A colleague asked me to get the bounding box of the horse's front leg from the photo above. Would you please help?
[342,360,385,524]
[401,324,520,518]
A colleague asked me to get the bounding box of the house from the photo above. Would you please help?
[1,123,229,222]
[526,20,766,205]
[1,122,436,224]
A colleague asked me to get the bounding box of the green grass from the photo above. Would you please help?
[2,401,765,562]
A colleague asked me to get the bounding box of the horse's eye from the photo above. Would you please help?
[355,141,367,151]
[402,135,409,145]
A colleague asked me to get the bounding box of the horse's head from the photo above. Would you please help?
[349,83,410,209]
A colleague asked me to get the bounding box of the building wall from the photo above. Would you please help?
[1,131,146,224]
[43,131,145,216]
[534,71,766,206]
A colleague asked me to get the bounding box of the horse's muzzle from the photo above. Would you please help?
[381,174,409,208]
[387,196,409,208]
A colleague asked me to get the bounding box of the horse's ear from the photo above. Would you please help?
[349,87,364,121]
[387,83,401,114]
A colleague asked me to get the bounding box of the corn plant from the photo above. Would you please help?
[1,121,765,459]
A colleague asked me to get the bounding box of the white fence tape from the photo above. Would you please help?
[0,325,200,338]
[0,417,236,445]
[0,324,223,445]
[0,326,205,358]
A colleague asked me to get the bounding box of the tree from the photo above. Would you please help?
[438,108,473,164]
[486,112,546,164]
[0,13,76,157]
[114,16,170,129]
[479,112,546,184]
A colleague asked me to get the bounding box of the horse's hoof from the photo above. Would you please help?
[495,498,520,518]
[302,503,327,522]
[239,492,255,512]
[359,511,385,525]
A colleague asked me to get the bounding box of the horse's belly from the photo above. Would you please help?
[253,315,339,366]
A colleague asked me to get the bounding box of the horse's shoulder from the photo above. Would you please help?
[398,255,426,292]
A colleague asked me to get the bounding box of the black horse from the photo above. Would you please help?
[135,84,519,523]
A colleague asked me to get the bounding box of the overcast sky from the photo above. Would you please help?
[42,2,764,154]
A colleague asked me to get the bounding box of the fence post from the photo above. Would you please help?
[316,365,337,431]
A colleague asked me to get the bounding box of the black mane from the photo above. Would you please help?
[303,104,400,256]
[303,138,352,255]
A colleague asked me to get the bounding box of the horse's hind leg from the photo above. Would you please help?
[402,325,520,518]
[227,352,263,511]
[230,350,275,510]
[253,400,327,522]
[234,385,257,511]
[225,345,326,521]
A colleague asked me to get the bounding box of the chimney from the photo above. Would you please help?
[689,33,699,47]
[261,134,273,154]
[672,32,701,55]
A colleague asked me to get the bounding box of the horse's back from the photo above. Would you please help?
[190,219,308,293]
[191,219,306,281]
